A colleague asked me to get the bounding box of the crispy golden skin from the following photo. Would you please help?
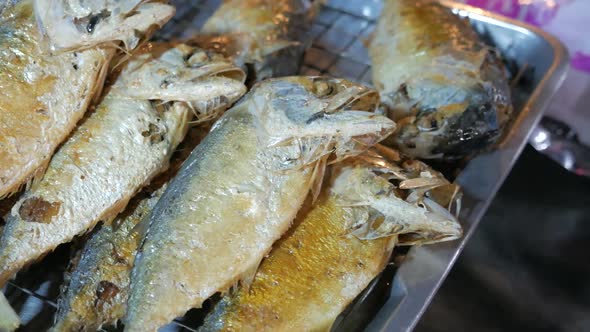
[201,149,462,331]
[0,43,245,286]
[125,77,395,332]
[0,1,113,197]
[52,128,209,332]
[201,195,396,332]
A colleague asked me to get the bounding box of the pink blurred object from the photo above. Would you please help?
[464,0,590,72]
[466,0,560,26]
[463,0,590,149]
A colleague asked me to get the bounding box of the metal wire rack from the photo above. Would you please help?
[4,1,388,331]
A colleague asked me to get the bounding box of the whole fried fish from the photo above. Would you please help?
[0,43,246,286]
[370,0,512,159]
[200,148,462,331]
[0,0,173,198]
[125,77,396,331]
[198,0,324,82]
[52,128,209,332]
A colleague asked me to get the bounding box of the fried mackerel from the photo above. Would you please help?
[200,148,462,331]
[0,43,246,286]
[0,0,173,198]
[124,77,395,331]
[370,0,512,159]
[197,0,324,82]
[51,128,209,332]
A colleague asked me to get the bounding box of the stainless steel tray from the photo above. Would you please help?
[3,1,568,331]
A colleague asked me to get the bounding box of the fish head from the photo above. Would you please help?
[33,0,175,52]
[239,76,396,165]
[330,145,463,245]
[107,42,246,123]
[386,53,513,160]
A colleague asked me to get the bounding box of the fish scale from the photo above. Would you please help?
[199,150,462,332]
[124,76,395,331]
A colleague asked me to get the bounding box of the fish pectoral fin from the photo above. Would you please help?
[129,218,150,250]
[238,256,265,292]
[0,292,19,332]
[309,155,329,204]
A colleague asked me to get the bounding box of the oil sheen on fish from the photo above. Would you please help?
[200,148,462,332]
[0,44,246,286]
[198,0,324,82]
[124,77,396,331]
[0,0,173,198]
[370,0,512,159]
[52,128,209,332]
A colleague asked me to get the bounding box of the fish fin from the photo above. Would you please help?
[26,157,51,193]
[256,77,394,172]
[90,50,116,104]
[166,102,193,153]
[129,216,151,250]
[0,292,19,332]
[309,155,329,205]
[239,256,265,291]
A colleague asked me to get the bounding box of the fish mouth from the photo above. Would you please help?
[393,96,504,159]
[432,100,502,158]
[198,61,246,83]
[331,148,463,244]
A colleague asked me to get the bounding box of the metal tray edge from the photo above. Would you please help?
[366,2,570,331]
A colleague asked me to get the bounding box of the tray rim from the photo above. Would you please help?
[364,1,570,331]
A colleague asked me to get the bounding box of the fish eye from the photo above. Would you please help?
[312,79,335,98]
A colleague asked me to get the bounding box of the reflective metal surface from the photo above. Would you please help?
[531,117,590,177]
[359,2,569,331]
